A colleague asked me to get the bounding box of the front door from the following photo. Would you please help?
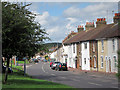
[90,57,92,67]
[108,57,111,72]
[75,60,77,68]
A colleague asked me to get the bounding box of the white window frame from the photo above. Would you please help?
[73,44,75,53]
[93,56,96,68]
[113,55,117,68]
[112,39,115,52]
[101,56,104,68]
[84,58,86,64]
[93,42,95,52]
[101,40,104,52]
[84,43,87,49]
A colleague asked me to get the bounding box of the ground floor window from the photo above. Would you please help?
[101,56,103,68]
[113,56,117,68]
[94,56,96,68]
[84,58,86,64]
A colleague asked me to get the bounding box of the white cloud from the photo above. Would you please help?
[35,11,50,25]
[32,2,118,43]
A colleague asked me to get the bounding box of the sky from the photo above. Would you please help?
[27,2,118,43]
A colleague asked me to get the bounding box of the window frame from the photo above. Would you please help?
[112,39,115,52]
[101,40,104,52]
[101,56,104,68]
[84,43,87,49]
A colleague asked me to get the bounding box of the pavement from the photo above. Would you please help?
[26,61,119,88]
[68,67,117,79]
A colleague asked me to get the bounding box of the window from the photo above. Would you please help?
[84,43,87,49]
[113,56,117,67]
[73,44,75,53]
[112,39,115,51]
[94,56,96,68]
[84,58,86,64]
[101,40,104,52]
[93,42,95,52]
[101,56,103,68]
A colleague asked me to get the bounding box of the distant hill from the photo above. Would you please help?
[43,43,62,50]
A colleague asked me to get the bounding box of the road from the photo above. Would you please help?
[26,61,118,88]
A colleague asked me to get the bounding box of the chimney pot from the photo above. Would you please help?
[96,18,106,28]
[113,13,120,23]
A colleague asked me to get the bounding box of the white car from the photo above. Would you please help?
[51,62,60,70]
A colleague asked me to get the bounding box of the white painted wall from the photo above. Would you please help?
[107,38,118,73]
[50,51,57,61]
[62,45,69,63]
[81,41,90,70]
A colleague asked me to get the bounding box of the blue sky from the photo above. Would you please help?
[28,2,118,43]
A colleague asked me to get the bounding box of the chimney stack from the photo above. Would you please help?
[113,13,120,23]
[96,18,106,28]
[85,22,95,32]
[77,25,84,32]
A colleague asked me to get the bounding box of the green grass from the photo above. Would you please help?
[2,65,72,88]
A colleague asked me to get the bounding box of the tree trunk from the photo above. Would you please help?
[3,56,10,84]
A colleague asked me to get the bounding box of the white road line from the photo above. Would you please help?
[26,65,32,68]
[51,74,56,76]
[88,82,102,86]
[60,77,66,79]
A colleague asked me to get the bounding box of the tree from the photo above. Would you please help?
[2,2,50,83]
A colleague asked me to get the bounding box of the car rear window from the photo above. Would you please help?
[62,63,66,65]
[55,62,60,63]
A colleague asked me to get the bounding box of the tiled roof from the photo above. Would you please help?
[62,32,77,43]
[63,23,120,44]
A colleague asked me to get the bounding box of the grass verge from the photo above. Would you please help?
[2,64,72,89]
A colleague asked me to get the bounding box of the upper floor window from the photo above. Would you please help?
[92,42,95,52]
[101,56,103,68]
[113,56,117,67]
[101,40,104,52]
[84,43,87,49]
[84,58,86,64]
[112,39,115,51]
[73,44,75,53]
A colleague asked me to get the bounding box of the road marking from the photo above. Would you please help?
[51,74,56,76]
[88,82,102,86]
[61,77,66,79]
[26,65,32,68]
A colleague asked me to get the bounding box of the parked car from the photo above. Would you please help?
[50,61,54,67]
[55,63,67,71]
[34,59,39,63]
[44,59,47,62]
[51,62,60,70]
[2,65,13,73]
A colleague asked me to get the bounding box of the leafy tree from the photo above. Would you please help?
[2,2,50,83]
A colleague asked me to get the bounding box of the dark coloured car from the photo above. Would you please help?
[34,59,39,63]
[51,62,60,70]
[55,63,67,71]
[2,65,13,73]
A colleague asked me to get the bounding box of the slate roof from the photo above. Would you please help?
[63,23,120,44]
